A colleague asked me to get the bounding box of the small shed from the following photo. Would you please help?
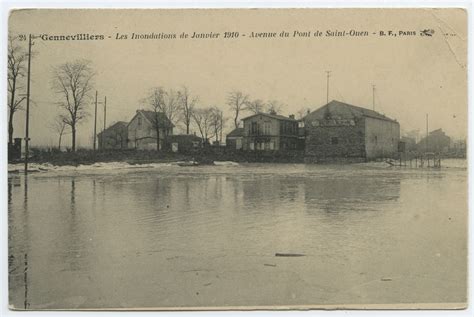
[226,128,244,150]
[98,121,128,150]
[164,134,202,153]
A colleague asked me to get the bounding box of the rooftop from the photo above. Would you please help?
[98,121,128,135]
[308,100,398,123]
[241,112,298,122]
[227,127,244,137]
[132,110,174,127]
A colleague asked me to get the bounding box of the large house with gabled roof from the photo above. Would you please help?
[127,110,174,150]
[303,100,400,161]
[241,112,299,151]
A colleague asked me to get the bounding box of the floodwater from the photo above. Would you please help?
[8,161,467,309]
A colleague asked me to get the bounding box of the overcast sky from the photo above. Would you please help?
[8,8,467,148]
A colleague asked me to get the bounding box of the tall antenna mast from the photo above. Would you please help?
[93,91,98,151]
[326,70,331,104]
[426,113,429,152]
[372,84,376,111]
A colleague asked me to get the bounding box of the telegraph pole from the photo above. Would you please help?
[103,96,107,132]
[426,113,429,153]
[372,84,376,111]
[24,34,33,173]
[102,96,106,150]
[93,91,98,150]
[326,71,331,104]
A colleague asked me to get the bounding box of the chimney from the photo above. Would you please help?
[289,114,295,119]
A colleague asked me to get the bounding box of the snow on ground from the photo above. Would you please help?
[7,162,175,173]
[213,161,240,166]
[7,160,241,174]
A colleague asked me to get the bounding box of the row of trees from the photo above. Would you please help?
[142,87,298,149]
[8,35,94,152]
[8,35,309,152]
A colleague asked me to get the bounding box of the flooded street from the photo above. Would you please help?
[8,162,467,309]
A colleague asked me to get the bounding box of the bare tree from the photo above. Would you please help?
[51,59,94,152]
[192,108,215,144]
[144,87,166,150]
[245,99,265,114]
[49,116,70,151]
[227,91,248,129]
[266,100,285,114]
[7,35,27,144]
[210,107,227,144]
[296,107,311,120]
[143,87,180,150]
[177,86,198,134]
[162,89,180,129]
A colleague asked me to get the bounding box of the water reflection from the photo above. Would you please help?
[304,175,401,214]
[7,164,466,309]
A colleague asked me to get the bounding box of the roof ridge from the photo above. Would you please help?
[242,112,297,121]
[328,100,396,122]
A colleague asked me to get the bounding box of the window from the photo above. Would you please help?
[250,142,255,150]
[263,122,271,135]
[137,117,142,127]
[251,122,258,134]
[236,139,242,149]
[331,137,339,145]
[374,136,378,145]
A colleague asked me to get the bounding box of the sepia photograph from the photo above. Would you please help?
[5,7,468,310]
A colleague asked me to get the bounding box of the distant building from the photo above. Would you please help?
[404,129,421,143]
[226,127,244,150]
[164,134,202,153]
[450,138,466,157]
[8,138,22,161]
[128,110,174,150]
[304,100,400,160]
[417,128,451,153]
[400,136,417,152]
[241,112,299,151]
[98,121,128,150]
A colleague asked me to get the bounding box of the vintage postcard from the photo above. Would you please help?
[7,8,467,310]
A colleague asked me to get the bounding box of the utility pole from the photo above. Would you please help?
[103,96,107,132]
[102,96,106,150]
[24,34,33,173]
[326,71,331,104]
[93,91,98,151]
[426,113,429,153]
[372,84,376,111]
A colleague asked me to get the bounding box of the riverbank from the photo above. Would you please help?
[9,148,466,168]
[10,148,305,166]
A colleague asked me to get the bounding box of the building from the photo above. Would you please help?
[304,100,400,161]
[98,121,128,150]
[416,128,451,153]
[163,134,202,153]
[241,112,299,151]
[226,128,244,150]
[400,136,417,152]
[8,138,22,161]
[128,110,174,150]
